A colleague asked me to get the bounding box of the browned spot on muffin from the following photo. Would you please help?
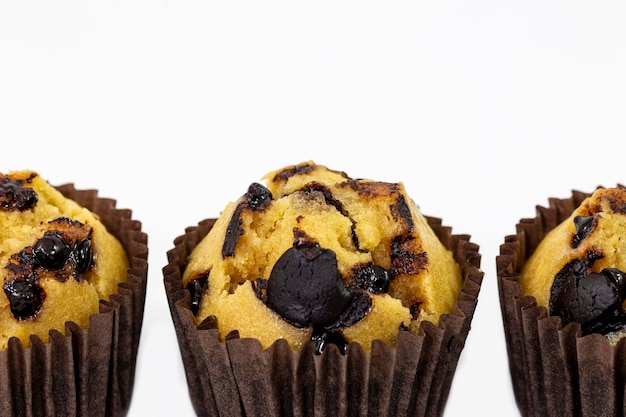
[0,173,39,212]
[339,180,400,199]
[271,162,318,183]
[391,195,415,232]
[390,234,428,276]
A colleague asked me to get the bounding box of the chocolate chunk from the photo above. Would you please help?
[3,277,45,320]
[550,255,626,335]
[0,176,38,211]
[32,221,94,281]
[353,263,391,294]
[246,182,272,210]
[34,232,71,270]
[252,277,267,302]
[186,273,209,315]
[266,242,351,328]
[222,183,273,258]
[311,329,349,355]
[572,215,594,249]
[69,239,93,276]
[222,207,244,258]
[325,288,372,329]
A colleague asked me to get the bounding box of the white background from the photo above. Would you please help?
[2,1,626,416]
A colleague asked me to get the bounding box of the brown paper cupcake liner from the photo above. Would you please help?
[164,216,482,417]
[497,187,626,417]
[0,184,148,417]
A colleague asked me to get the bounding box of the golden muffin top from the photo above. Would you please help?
[183,161,462,353]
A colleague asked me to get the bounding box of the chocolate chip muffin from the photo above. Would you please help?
[0,170,129,349]
[182,161,463,353]
[498,185,626,417]
[520,185,626,344]
[165,161,482,417]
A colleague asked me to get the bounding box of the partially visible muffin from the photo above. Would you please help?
[165,161,482,417]
[182,161,463,353]
[498,185,626,417]
[0,170,129,349]
[520,186,626,343]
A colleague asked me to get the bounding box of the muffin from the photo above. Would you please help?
[165,161,483,416]
[497,185,626,417]
[0,170,148,417]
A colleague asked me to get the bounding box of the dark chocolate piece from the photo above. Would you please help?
[246,182,272,210]
[325,287,372,329]
[311,328,349,355]
[3,277,45,320]
[572,215,594,249]
[34,232,71,270]
[0,175,38,211]
[187,273,209,315]
[550,254,626,335]
[266,241,351,328]
[353,263,391,294]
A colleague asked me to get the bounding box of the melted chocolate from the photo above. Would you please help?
[572,215,594,249]
[246,182,272,210]
[390,195,415,231]
[353,263,391,294]
[550,254,626,335]
[311,329,349,355]
[187,273,209,315]
[258,238,373,354]
[0,175,38,211]
[222,183,273,258]
[3,278,45,320]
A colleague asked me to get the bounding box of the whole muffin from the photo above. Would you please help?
[0,170,129,349]
[165,161,483,417]
[0,170,148,417]
[498,185,626,417]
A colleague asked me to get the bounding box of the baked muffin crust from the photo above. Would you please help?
[183,161,462,352]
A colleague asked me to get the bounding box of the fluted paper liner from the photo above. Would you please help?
[164,216,482,417]
[0,184,148,417]
[497,187,626,417]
